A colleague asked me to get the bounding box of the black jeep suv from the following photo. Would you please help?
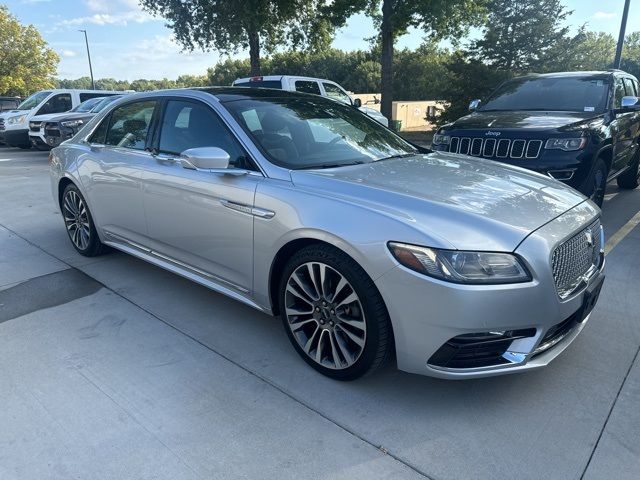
[432,71,640,206]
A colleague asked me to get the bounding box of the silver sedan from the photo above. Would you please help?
[50,88,605,380]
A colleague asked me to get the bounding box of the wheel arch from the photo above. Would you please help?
[595,143,613,173]
[57,176,76,209]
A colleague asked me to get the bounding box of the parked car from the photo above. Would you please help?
[50,88,604,380]
[232,75,389,127]
[432,70,640,206]
[0,96,20,113]
[36,95,125,149]
[1,89,121,149]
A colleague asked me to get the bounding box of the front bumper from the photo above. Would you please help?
[5,128,29,147]
[376,201,604,379]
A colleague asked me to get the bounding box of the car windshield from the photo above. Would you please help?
[480,76,611,113]
[17,91,52,111]
[223,96,415,169]
[72,97,104,113]
[90,95,122,113]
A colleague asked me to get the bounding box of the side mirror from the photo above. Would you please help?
[469,99,481,111]
[353,98,362,108]
[181,147,231,171]
[621,96,640,109]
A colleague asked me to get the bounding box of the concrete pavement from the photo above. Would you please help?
[0,147,639,479]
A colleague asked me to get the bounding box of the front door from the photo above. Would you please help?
[141,98,262,292]
[80,99,159,245]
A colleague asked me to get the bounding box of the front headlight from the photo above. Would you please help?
[388,242,531,284]
[545,137,587,151]
[61,119,84,128]
[8,114,27,125]
[432,133,450,145]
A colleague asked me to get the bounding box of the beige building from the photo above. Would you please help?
[351,93,445,131]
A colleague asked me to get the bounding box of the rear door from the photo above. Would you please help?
[622,77,640,165]
[141,97,262,292]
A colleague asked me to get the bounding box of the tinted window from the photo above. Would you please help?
[105,100,156,150]
[37,94,73,115]
[89,116,110,144]
[234,80,283,89]
[613,78,627,108]
[224,97,416,169]
[294,81,321,95]
[73,97,103,113]
[80,92,115,102]
[158,100,249,168]
[0,99,19,111]
[623,78,637,97]
[323,83,351,104]
[90,95,122,113]
[482,76,610,113]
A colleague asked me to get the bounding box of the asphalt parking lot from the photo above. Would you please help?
[1,146,639,480]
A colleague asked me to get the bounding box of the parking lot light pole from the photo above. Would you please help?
[614,0,631,69]
[78,29,96,90]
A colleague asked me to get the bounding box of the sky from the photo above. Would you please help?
[4,0,640,81]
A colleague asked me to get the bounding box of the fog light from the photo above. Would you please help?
[547,169,576,181]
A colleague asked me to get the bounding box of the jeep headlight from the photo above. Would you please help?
[545,137,587,151]
[61,119,84,128]
[388,242,531,284]
[7,114,27,125]
[432,133,450,145]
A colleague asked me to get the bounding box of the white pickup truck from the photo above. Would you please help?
[232,75,389,127]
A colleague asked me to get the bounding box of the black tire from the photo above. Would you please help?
[61,184,107,257]
[279,244,393,380]
[617,148,640,190]
[583,158,608,207]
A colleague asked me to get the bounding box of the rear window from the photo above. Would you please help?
[234,80,283,89]
[481,76,611,113]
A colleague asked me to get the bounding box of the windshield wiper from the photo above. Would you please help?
[376,153,417,162]
[298,161,365,170]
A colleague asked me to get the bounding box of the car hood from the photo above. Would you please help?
[30,112,73,123]
[446,110,598,131]
[44,112,96,124]
[290,152,589,251]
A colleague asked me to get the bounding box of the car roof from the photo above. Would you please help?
[191,86,324,102]
[512,70,638,81]
[233,75,336,84]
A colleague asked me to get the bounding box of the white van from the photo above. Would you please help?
[232,75,389,127]
[0,89,121,149]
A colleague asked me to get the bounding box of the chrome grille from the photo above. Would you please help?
[552,219,603,298]
[0,118,5,131]
[29,121,42,132]
[449,137,543,159]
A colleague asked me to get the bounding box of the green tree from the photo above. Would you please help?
[0,5,59,96]
[540,29,616,72]
[471,0,571,73]
[324,0,486,119]
[139,0,332,76]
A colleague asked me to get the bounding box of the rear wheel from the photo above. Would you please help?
[279,244,393,380]
[584,158,608,207]
[617,149,640,190]
[61,184,107,257]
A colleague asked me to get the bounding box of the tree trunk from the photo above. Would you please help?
[380,0,395,121]
[248,29,261,76]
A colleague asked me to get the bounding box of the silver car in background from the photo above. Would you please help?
[50,88,605,380]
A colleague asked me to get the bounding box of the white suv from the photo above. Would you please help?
[232,75,389,127]
[0,89,120,149]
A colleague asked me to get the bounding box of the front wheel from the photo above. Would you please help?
[61,184,107,257]
[617,148,640,190]
[279,244,393,380]
[584,158,608,208]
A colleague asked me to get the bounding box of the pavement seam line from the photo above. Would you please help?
[0,223,433,480]
[579,343,640,479]
[605,210,640,255]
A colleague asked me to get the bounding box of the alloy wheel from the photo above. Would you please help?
[284,262,367,370]
[62,190,91,250]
